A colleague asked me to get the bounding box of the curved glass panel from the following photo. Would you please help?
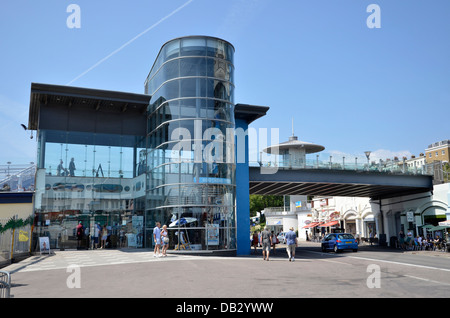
[145,36,236,252]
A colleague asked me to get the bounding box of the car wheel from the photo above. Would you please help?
[353,249,358,252]
[321,245,327,252]
[333,245,339,253]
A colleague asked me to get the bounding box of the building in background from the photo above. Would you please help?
[425,140,450,164]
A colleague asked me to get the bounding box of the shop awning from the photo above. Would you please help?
[320,220,339,227]
[303,222,320,229]
[429,225,450,231]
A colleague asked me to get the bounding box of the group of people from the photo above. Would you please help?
[76,221,130,249]
[252,230,280,254]
[253,227,298,261]
[76,221,110,249]
[152,222,169,257]
[398,230,446,251]
[57,158,76,176]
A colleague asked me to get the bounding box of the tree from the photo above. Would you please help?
[249,195,285,217]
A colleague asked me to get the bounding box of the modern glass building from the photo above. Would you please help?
[144,36,237,251]
[28,36,268,255]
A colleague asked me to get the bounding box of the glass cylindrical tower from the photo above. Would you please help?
[144,36,236,252]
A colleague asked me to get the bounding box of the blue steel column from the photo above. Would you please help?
[235,118,250,255]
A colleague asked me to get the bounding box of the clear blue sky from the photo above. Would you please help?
[1,0,449,165]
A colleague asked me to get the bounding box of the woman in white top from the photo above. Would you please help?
[160,224,169,257]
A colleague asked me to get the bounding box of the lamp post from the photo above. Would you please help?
[364,151,371,171]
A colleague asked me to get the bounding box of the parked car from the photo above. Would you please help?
[321,233,358,253]
[277,232,287,244]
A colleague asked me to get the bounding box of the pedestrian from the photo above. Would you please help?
[76,221,84,248]
[119,227,126,248]
[285,227,298,262]
[434,235,442,251]
[416,235,421,250]
[252,231,259,254]
[406,229,413,250]
[93,222,100,249]
[69,157,76,176]
[271,230,278,254]
[57,159,64,176]
[260,227,272,261]
[153,221,161,257]
[161,224,169,257]
[101,224,108,249]
[398,230,405,250]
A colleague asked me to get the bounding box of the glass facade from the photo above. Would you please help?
[144,36,236,252]
[31,36,236,253]
[34,126,147,250]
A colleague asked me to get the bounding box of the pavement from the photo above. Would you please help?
[2,241,450,300]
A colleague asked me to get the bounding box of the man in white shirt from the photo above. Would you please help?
[153,222,161,257]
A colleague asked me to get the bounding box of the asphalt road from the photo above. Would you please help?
[3,242,450,299]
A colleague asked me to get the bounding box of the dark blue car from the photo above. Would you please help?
[321,233,358,253]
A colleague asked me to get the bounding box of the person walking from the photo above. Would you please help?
[252,231,259,254]
[101,224,108,249]
[260,227,272,261]
[153,222,162,257]
[285,227,298,262]
[271,230,278,254]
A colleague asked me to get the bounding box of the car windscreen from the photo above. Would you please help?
[338,234,354,240]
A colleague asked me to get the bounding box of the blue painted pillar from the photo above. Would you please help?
[235,118,251,256]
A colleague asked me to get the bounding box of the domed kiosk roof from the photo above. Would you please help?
[263,135,325,154]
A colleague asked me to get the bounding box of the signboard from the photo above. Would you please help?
[330,212,340,220]
[193,177,231,184]
[206,224,219,246]
[19,230,29,242]
[295,201,302,208]
[39,237,51,255]
[406,211,414,223]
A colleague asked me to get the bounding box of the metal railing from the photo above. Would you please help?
[0,164,36,192]
[250,154,435,176]
[0,270,11,298]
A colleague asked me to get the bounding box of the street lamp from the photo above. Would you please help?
[364,151,371,171]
